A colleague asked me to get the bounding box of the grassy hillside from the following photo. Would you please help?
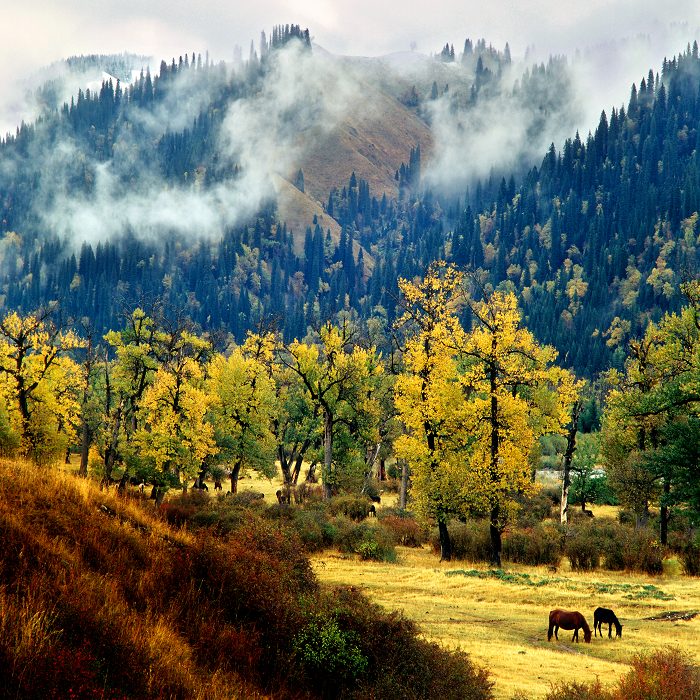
[298,76,433,202]
[0,459,491,699]
[274,173,374,273]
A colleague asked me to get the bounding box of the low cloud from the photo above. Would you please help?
[24,41,361,247]
[422,56,581,193]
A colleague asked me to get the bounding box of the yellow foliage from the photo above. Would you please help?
[395,267,581,530]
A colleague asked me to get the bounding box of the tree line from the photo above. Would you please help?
[2,266,699,563]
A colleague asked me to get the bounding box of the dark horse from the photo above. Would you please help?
[594,607,623,638]
[548,609,592,643]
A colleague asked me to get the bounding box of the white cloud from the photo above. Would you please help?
[27,41,361,246]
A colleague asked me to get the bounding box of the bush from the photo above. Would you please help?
[621,528,664,575]
[305,586,494,700]
[293,615,368,695]
[679,537,700,576]
[379,512,428,547]
[546,648,700,700]
[328,495,373,521]
[564,520,665,574]
[617,509,636,525]
[291,508,338,552]
[564,527,600,571]
[503,525,561,566]
[382,477,401,493]
[335,519,397,562]
[515,487,560,525]
[431,521,492,563]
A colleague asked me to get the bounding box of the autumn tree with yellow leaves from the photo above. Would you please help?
[208,332,278,494]
[395,263,580,564]
[0,307,84,462]
[460,285,580,565]
[99,309,216,498]
[279,320,384,498]
[134,325,216,498]
[394,262,472,561]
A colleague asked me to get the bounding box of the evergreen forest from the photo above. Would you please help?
[1,35,699,379]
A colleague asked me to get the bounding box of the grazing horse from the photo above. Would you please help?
[594,607,623,638]
[548,609,592,643]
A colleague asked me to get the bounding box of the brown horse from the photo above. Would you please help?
[548,609,592,643]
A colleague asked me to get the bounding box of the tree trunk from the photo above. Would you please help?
[660,476,670,545]
[17,387,33,458]
[279,447,292,485]
[292,453,304,484]
[489,506,502,568]
[399,460,409,510]
[561,401,582,524]
[322,411,333,499]
[305,460,318,483]
[438,519,452,562]
[636,501,651,528]
[379,458,386,481]
[79,418,90,477]
[230,460,242,494]
[489,363,501,567]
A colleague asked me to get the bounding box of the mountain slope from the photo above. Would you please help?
[299,79,433,202]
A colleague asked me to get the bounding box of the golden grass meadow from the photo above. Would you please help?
[311,535,700,700]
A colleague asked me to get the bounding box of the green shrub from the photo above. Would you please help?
[293,615,368,695]
[328,495,372,521]
[431,521,492,563]
[617,509,636,525]
[310,586,494,700]
[503,525,561,566]
[291,508,338,551]
[335,519,396,562]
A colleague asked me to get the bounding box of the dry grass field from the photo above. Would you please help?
[311,545,700,699]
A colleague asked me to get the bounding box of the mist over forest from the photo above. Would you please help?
[1,26,699,377]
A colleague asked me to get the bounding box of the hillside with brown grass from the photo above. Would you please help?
[297,84,432,203]
[0,460,492,700]
[274,57,434,247]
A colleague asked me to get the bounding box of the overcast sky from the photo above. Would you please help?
[1,0,699,135]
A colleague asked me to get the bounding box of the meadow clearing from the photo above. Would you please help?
[220,470,700,699]
[310,525,700,700]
